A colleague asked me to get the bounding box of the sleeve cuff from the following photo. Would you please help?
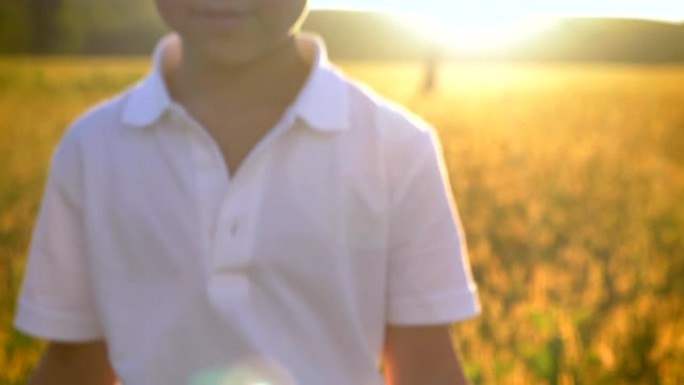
[14,299,104,342]
[387,286,480,325]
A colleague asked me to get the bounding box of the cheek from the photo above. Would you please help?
[290,0,309,30]
[261,0,307,31]
[154,0,185,31]
[290,0,308,21]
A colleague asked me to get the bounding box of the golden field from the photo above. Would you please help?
[1,57,683,384]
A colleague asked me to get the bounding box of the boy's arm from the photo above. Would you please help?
[27,340,117,385]
[16,129,113,384]
[382,324,470,385]
[382,116,479,385]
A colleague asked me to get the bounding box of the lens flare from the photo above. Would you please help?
[190,356,295,385]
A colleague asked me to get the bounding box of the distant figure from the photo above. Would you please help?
[422,46,442,94]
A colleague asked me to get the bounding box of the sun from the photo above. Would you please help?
[394,8,559,54]
[310,1,563,55]
[442,17,558,53]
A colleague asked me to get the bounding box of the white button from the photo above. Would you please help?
[230,220,240,236]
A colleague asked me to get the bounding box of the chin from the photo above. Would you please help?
[185,32,295,67]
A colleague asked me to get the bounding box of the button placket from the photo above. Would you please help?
[210,150,272,275]
[212,188,250,272]
[206,113,286,280]
[182,116,230,274]
[229,219,240,237]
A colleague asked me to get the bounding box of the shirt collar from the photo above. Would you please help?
[121,33,349,133]
[120,34,175,128]
[289,34,349,133]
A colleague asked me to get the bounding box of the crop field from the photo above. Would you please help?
[1,57,683,384]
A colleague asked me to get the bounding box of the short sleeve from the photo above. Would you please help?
[386,126,479,325]
[14,136,104,341]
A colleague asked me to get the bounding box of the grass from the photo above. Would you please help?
[1,56,683,384]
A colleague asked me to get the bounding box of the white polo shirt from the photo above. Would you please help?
[15,33,479,385]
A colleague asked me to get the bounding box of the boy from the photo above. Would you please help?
[15,1,480,384]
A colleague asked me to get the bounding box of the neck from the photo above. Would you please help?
[167,35,310,108]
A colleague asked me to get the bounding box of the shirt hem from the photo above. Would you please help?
[14,299,104,342]
[386,287,480,325]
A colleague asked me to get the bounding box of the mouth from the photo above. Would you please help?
[189,7,250,19]
[187,5,254,31]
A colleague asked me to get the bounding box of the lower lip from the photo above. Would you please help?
[190,10,251,30]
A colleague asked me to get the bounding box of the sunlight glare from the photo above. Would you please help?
[401,10,560,54]
[445,16,559,53]
[189,356,294,385]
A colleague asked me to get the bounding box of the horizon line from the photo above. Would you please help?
[307,7,684,24]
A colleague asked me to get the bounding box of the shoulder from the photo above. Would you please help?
[334,69,437,158]
[54,84,138,159]
[46,82,146,188]
[64,93,129,142]
[338,68,435,145]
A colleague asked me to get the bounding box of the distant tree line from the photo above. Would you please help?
[306,12,684,64]
[0,0,166,55]
[2,4,683,63]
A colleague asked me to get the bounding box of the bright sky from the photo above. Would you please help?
[309,0,684,23]
[309,0,684,53]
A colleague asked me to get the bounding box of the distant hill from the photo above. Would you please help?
[301,10,434,61]
[506,18,684,63]
[302,10,684,63]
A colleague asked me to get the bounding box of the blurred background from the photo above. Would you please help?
[1,0,684,61]
[1,0,683,384]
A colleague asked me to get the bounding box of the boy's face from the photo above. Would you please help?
[155,0,308,64]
